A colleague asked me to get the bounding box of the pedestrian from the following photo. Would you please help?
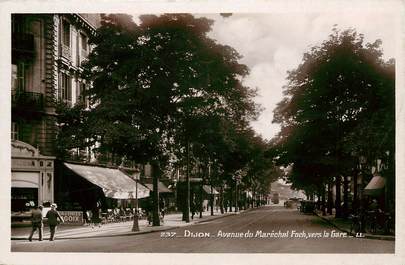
[190,199,196,220]
[145,198,153,225]
[45,203,64,241]
[28,205,43,241]
[86,210,93,225]
[83,209,89,225]
[159,197,166,219]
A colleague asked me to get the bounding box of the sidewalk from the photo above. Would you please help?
[314,210,395,241]
[11,209,242,241]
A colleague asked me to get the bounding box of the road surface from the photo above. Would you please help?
[11,206,394,253]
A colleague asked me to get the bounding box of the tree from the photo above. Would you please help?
[74,13,259,225]
[55,102,92,161]
[272,27,395,217]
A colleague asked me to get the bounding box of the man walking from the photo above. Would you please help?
[28,205,43,241]
[45,203,64,241]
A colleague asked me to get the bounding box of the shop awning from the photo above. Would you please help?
[12,172,40,188]
[364,175,385,196]
[202,185,219,195]
[143,182,172,193]
[64,163,150,199]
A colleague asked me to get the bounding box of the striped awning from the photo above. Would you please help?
[143,182,172,193]
[202,185,219,195]
[364,175,385,196]
[64,163,150,199]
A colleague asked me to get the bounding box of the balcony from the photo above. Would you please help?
[77,49,88,67]
[12,33,35,61]
[61,44,72,60]
[12,91,44,113]
[80,49,88,64]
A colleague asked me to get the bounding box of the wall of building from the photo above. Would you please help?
[11,13,101,211]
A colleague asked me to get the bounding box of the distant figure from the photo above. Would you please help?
[45,203,64,241]
[159,198,166,219]
[28,205,43,241]
[190,199,196,220]
[86,210,93,225]
[83,209,89,225]
[143,198,153,225]
[92,203,102,228]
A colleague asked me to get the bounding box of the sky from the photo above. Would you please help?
[197,12,397,141]
[133,11,397,141]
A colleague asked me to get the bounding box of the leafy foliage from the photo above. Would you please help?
[272,28,395,192]
[56,14,275,194]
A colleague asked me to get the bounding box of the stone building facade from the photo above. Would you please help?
[11,14,101,214]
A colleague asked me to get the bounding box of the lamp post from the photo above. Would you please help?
[132,168,141,232]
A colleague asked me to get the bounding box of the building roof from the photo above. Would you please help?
[78,13,101,29]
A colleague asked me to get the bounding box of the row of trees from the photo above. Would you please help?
[56,14,280,225]
[270,28,395,217]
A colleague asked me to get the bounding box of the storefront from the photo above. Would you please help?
[202,185,219,211]
[55,162,150,212]
[11,140,55,220]
[141,180,173,211]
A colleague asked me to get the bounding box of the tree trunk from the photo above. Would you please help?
[335,176,342,218]
[210,188,214,215]
[343,176,349,218]
[220,186,224,214]
[185,140,190,222]
[322,184,326,216]
[151,159,160,226]
[353,173,358,213]
[229,186,233,212]
[199,183,203,218]
[327,181,333,215]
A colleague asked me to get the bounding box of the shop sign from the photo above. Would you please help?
[58,211,84,225]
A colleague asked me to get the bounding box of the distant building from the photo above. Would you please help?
[270,180,305,201]
[11,14,101,215]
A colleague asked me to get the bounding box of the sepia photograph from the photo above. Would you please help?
[2,1,404,264]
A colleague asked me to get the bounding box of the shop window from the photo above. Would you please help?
[11,187,38,212]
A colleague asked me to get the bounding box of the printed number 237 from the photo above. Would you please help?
[161,232,176,238]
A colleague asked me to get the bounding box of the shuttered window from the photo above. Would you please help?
[59,72,72,105]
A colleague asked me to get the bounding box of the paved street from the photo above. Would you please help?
[11,205,394,253]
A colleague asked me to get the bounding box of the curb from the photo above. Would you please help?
[314,212,395,241]
[12,211,243,241]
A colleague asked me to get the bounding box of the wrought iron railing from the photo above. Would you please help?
[12,91,44,111]
[61,44,71,60]
[12,33,35,54]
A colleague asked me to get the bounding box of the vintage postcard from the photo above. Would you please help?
[1,1,404,265]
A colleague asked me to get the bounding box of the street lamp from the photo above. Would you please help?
[132,168,141,232]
